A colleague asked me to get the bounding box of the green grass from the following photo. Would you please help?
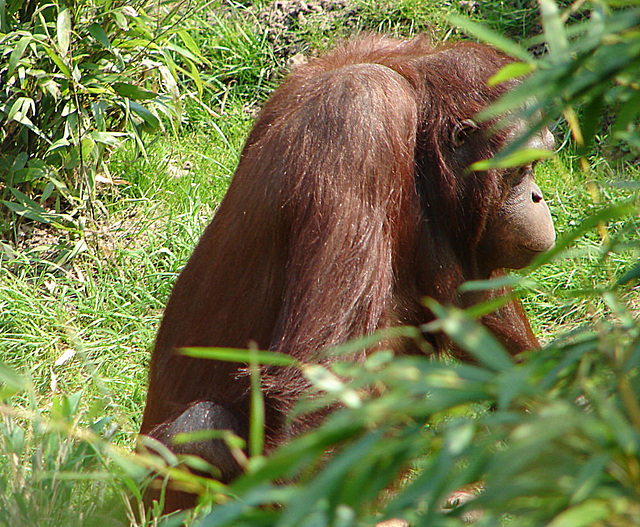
[1,0,639,525]
[524,155,640,341]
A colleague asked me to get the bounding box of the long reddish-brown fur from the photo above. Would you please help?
[141,35,539,510]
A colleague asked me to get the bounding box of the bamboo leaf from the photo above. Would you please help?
[0,361,28,397]
[3,201,51,223]
[89,131,123,146]
[459,274,537,293]
[8,34,31,77]
[249,348,265,458]
[180,347,299,367]
[448,14,532,62]
[112,82,157,100]
[57,8,71,56]
[166,42,202,64]
[42,43,72,77]
[87,23,111,49]
[128,101,160,132]
[612,89,640,135]
[423,300,514,372]
[186,59,204,99]
[470,148,553,171]
[488,62,536,87]
[178,29,208,64]
[539,0,570,63]
[547,500,610,527]
[617,259,640,286]
[578,94,605,152]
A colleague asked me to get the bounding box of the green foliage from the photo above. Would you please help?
[187,303,640,526]
[195,4,277,105]
[352,0,454,36]
[0,377,124,525]
[452,1,640,162]
[0,0,208,236]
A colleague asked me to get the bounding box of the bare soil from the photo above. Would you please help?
[253,0,360,62]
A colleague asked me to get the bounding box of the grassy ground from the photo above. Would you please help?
[527,154,640,341]
[1,0,639,525]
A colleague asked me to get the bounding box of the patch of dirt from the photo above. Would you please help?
[14,223,61,253]
[3,202,150,274]
[253,0,361,63]
[257,0,354,34]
